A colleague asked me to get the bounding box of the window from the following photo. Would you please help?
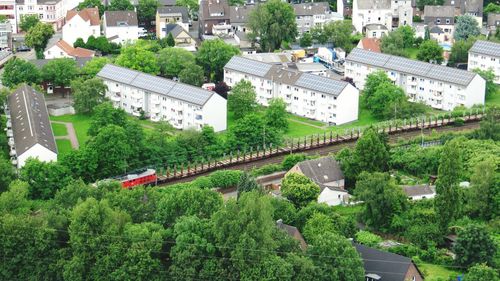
[436,19,441,24]
[446,19,450,24]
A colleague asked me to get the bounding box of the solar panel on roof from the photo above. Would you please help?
[132,73,176,95]
[470,40,500,58]
[385,56,431,76]
[225,56,273,77]
[296,73,347,97]
[97,64,138,84]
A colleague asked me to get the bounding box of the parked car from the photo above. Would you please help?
[16,45,31,52]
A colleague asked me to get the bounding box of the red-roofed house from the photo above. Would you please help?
[357,38,381,53]
[44,40,95,59]
[62,8,101,45]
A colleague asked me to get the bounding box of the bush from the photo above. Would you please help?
[209,170,243,188]
[454,118,465,126]
[190,176,214,189]
[355,231,383,247]
[251,164,284,177]
[282,153,308,170]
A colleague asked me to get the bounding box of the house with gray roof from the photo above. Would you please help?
[224,56,359,125]
[156,6,190,39]
[293,2,343,35]
[444,0,483,18]
[468,40,500,84]
[198,0,230,37]
[423,5,455,44]
[5,84,57,168]
[345,48,486,111]
[96,64,227,132]
[103,11,139,44]
[162,23,196,50]
[402,184,436,200]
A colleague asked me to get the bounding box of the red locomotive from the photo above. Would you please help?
[115,168,158,189]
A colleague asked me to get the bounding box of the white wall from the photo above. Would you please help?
[201,93,227,132]
[468,52,500,84]
[409,193,436,200]
[318,188,348,206]
[62,15,100,45]
[44,44,72,59]
[104,25,139,44]
[17,143,57,168]
[352,4,392,33]
[335,84,359,125]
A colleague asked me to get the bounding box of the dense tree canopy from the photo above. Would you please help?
[1,58,40,88]
[25,22,55,58]
[178,64,205,87]
[281,173,320,208]
[417,40,444,64]
[454,224,497,268]
[454,15,480,41]
[158,47,196,77]
[310,20,354,51]
[19,14,40,32]
[116,42,160,74]
[228,80,257,119]
[42,58,78,91]
[108,0,134,11]
[196,39,240,81]
[71,78,108,115]
[137,0,159,28]
[265,98,289,132]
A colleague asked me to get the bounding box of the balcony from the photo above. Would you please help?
[110,95,121,102]
[8,138,14,147]
[9,149,16,156]
[6,129,12,137]
[6,120,11,128]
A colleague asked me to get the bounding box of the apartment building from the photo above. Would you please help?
[97,64,227,132]
[345,48,486,111]
[423,5,454,44]
[352,0,412,34]
[16,0,67,31]
[224,56,359,125]
[155,6,189,39]
[468,40,500,84]
[0,21,12,49]
[0,0,16,32]
[62,8,100,45]
[198,0,230,37]
[293,3,343,35]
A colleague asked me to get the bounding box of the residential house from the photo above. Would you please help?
[402,184,436,200]
[345,48,486,111]
[352,0,412,34]
[468,40,500,84]
[162,23,196,51]
[155,6,189,39]
[423,5,454,44]
[0,21,12,50]
[103,11,139,45]
[198,0,230,37]
[62,8,100,46]
[224,56,359,125]
[5,84,57,168]
[365,23,389,38]
[337,0,352,17]
[444,0,483,23]
[355,243,424,281]
[293,2,343,35]
[287,156,348,206]
[44,39,95,59]
[357,37,381,52]
[96,64,227,132]
[487,13,500,35]
[276,219,307,251]
[229,5,254,33]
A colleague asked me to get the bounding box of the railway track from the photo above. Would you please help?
[158,120,480,186]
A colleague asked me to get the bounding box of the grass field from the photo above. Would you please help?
[50,114,92,146]
[51,123,68,137]
[486,85,500,107]
[420,263,463,281]
[56,139,73,155]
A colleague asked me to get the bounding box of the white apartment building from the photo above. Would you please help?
[103,11,139,44]
[345,48,486,111]
[468,40,500,84]
[97,64,227,132]
[352,0,412,35]
[0,0,16,32]
[62,7,100,45]
[293,3,343,35]
[224,56,359,125]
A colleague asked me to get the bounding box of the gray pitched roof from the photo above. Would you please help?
[356,0,390,10]
[293,2,330,16]
[424,5,455,18]
[365,23,389,31]
[104,11,138,27]
[163,23,184,37]
[402,185,436,197]
[225,56,350,96]
[229,5,254,24]
[355,243,420,281]
[96,64,215,106]
[157,6,189,23]
[7,84,57,156]
[346,48,478,86]
[296,156,344,185]
[469,40,500,58]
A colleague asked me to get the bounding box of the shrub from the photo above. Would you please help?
[251,164,284,177]
[190,176,214,189]
[209,170,243,188]
[282,153,308,170]
[355,231,383,247]
[454,118,465,126]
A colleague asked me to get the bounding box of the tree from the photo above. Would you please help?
[362,70,392,105]
[367,81,408,119]
[454,224,497,268]
[434,138,463,230]
[307,232,365,281]
[484,3,500,14]
[236,172,261,197]
[81,57,109,78]
[108,0,134,11]
[473,68,496,97]
[0,156,16,193]
[19,159,73,199]
[310,20,353,51]
[25,22,55,59]
[87,102,129,136]
[265,98,288,132]
[158,47,196,77]
[355,231,383,247]
[281,173,320,208]
[398,25,416,48]
[303,212,337,242]
[247,0,297,52]
[281,153,307,170]
[354,172,407,231]
[73,37,85,48]
[197,39,240,81]
[417,40,444,64]
[227,113,282,150]
[116,42,160,74]
[166,32,176,46]
[448,38,475,65]
[78,0,105,16]
[228,80,257,119]
[176,0,199,15]
[299,32,312,48]
[463,264,500,281]
[179,64,205,87]
[380,29,409,57]
[469,159,499,220]
[137,0,159,28]
[454,15,480,41]
[19,14,40,32]
[475,106,500,141]
[214,81,230,99]
[42,58,78,95]
[71,78,108,114]
[1,58,40,88]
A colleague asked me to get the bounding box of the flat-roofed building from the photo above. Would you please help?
[468,40,500,84]
[345,48,485,111]
[97,64,227,132]
[224,56,359,125]
[5,84,57,168]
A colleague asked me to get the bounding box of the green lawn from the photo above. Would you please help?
[56,139,73,155]
[331,204,363,216]
[50,114,92,146]
[51,123,68,137]
[419,263,462,281]
[486,85,500,107]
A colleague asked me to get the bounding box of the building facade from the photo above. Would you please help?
[0,21,12,49]
[155,6,189,39]
[468,40,500,84]
[62,8,100,45]
[293,3,343,35]
[345,48,486,111]
[352,0,412,34]
[423,5,455,45]
[97,64,227,132]
[198,0,230,37]
[103,11,139,44]
[44,39,95,59]
[224,56,359,125]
